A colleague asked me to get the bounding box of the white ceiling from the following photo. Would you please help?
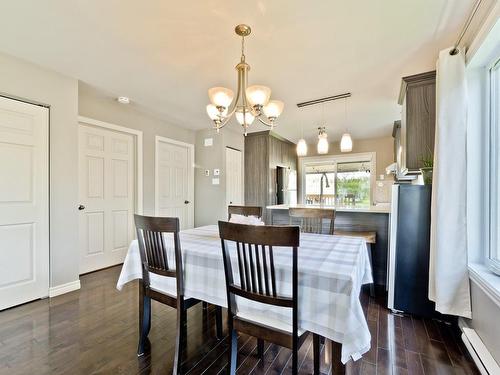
[0,1,473,143]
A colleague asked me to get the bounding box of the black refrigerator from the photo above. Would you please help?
[388,184,438,317]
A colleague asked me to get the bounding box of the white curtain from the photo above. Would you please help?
[429,47,471,318]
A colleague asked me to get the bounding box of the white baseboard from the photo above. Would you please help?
[49,280,81,298]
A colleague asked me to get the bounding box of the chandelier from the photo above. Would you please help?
[206,24,284,135]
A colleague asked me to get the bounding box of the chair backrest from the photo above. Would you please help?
[218,221,300,317]
[228,205,263,221]
[288,207,335,235]
[134,214,184,294]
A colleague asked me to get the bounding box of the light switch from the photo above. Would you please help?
[213,169,220,176]
[204,169,210,176]
[204,138,213,147]
[212,178,220,185]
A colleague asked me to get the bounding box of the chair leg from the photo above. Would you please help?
[313,334,320,375]
[137,295,151,356]
[331,340,345,375]
[257,338,264,359]
[215,305,223,340]
[173,301,187,375]
[367,243,375,297]
[228,327,238,375]
[292,339,298,375]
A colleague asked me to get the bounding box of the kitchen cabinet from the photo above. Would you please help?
[398,71,436,171]
[244,131,297,223]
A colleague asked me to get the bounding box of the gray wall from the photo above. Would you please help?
[78,82,196,216]
[306,136,395,178]
[195,127,244,226]
[468,280,500,363]
[0,52,79,288]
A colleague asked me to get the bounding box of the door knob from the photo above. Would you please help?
[78,204,85,210]
[184,200,190,204]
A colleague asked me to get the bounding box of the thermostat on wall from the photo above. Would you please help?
[204,169,210,176]
[213,169,220,176]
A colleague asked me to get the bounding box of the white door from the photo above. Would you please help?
[0,97,49,310]
[79,124,136,274]
[155,137,194,230]
[225,147,243,207]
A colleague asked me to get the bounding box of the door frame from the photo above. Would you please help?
[78,116,144,215]
[155,135,195,228]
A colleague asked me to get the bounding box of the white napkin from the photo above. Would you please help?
[229,214,265,226]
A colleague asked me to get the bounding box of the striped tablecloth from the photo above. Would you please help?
[117,225,372,363]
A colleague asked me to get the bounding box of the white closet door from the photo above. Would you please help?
[225,147,243,207]
[79,124,135,274]
[155,138,194,230]
[0,96,49,310]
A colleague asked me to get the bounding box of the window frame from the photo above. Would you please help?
[298,152,377,207]
[488,58,500,275]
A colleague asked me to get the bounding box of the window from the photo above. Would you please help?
[301,153,375,209]
[489,58,500,274]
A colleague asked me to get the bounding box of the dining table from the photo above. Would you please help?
[116,224,373,364]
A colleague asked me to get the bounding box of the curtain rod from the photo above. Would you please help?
[296,93,351,108]
[450,0,483,55]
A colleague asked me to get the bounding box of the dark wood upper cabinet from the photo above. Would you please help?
[244,131,297,223]
[398,71,436,171]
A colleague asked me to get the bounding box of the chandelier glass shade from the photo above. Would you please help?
[317,127,329,155]
[206,25,284,135]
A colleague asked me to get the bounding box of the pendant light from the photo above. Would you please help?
[317,104,329,155]
[317,127,329,154]
[340,97,353,152]
[296,121,307,156]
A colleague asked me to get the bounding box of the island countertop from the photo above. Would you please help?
[266,204,391,214]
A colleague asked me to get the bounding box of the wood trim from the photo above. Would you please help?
[154,136,195,229]
[78,116,144,214]
[398,71,436,105]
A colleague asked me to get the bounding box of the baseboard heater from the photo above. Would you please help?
[461,327,500,375]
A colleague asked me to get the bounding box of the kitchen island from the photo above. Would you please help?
[267,204,390,287]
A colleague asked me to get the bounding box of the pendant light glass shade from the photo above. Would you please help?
[340,133,353,152]
[235,109,255,125]
[246,85,271,107]
[208,87,234,108]
[263,100,284,119]
[296,138,308,156]
[317,128,329,154]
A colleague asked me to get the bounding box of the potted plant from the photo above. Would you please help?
[420,152,434,185]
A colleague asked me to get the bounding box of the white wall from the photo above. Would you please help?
[0,52,79,288]
[194,128,244,226]
[78,82,196,216]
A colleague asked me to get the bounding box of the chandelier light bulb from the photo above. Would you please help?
[340,133,353,152]
[208,87,234,108]
[246,85,271,107]
[296,138,308,156]
[235,109,255,126]
[206,104,219,120]
[263,100,284,119]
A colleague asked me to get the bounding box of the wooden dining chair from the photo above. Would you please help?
[218,221,320,375]
[227,205,263,221]
[288,207,335,235]
[134,214,223,373]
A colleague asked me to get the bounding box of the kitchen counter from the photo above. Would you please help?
[267,203,390,287]
[266,203,391,214]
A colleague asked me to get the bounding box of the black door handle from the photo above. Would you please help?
[78,204,85,210]
[184,200,190,204]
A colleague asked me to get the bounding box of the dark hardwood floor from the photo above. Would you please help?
[0,266,479,374]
